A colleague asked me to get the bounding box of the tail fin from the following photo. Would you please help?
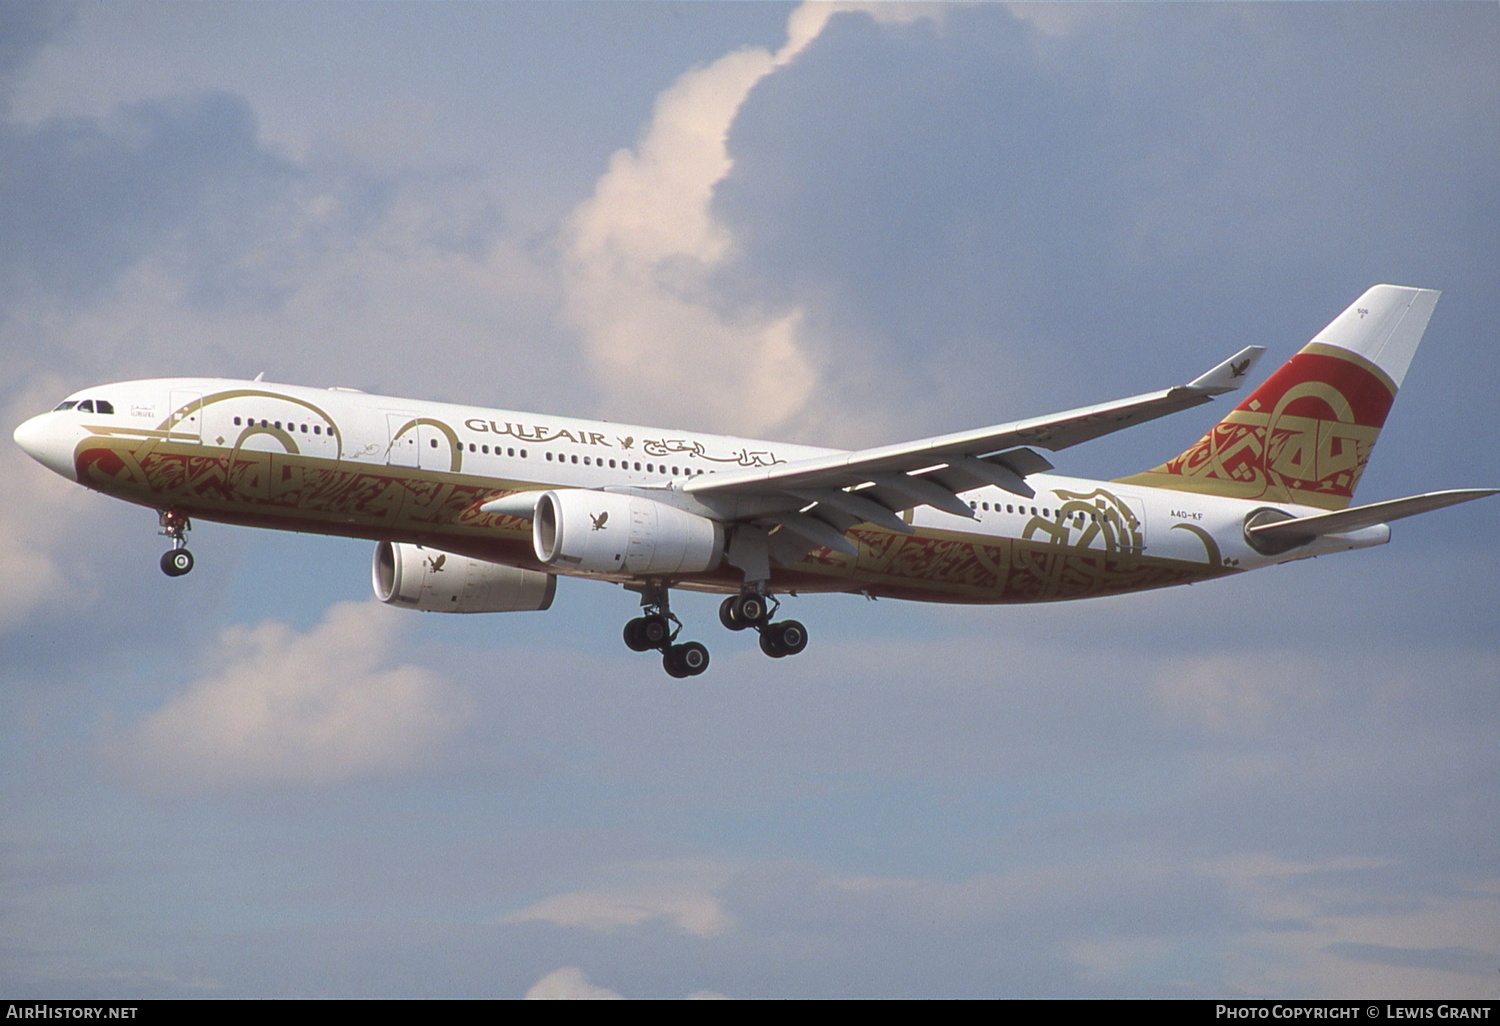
[1117,285,1441,510]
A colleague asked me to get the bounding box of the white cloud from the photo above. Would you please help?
[561,3,940,436]
[523,966,626,1001]
[1149,654,1331,736]
[115,600,471,792]
[522,966,731,1000]
[505,861,735,938]
[1,174,565,404]
[0,379,111,633]
[1195,857,1500,999]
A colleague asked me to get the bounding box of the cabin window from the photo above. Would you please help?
[519,449,527,459]
[571,455,578,464]
[482,444,489,454]
[233,416,242,426]
[546,452,553,461]
[434,439,442,449]
[314,425,322,435]
[583,456,591,466]
[469,443,476,452]
[508,448,515,457]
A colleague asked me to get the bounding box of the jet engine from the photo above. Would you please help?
[532,490,725,575]
[372,541,556,613]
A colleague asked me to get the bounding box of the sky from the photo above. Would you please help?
[1,1,1497,1000]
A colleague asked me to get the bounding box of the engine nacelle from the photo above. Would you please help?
[372,541,556,613]
[532,490,725,575]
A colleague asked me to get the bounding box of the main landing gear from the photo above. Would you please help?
[622,585,810,678]
[623,585,710,678]
[158,509,194,577]
[718,591,808,659]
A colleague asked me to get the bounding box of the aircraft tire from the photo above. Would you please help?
[773,619,808,656]
[623,617,652,652]
[663,643,708,678]
[734,594,767,625]
[641,614,672,649]
[677,641,710,677]
[160,549,194,577]
[759,629,787,659]
[719,596,748,631]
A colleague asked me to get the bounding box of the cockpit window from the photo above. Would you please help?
[56,399,114,414]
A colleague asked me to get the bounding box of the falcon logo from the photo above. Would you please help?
[590,511,609,531]
[426,554,447,572]
[1229,358,1251,378]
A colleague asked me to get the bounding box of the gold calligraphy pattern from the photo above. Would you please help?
[1117,345,1397,511]
[794,487,1220,602]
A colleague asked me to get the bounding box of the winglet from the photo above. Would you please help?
[1185,346,1266,394]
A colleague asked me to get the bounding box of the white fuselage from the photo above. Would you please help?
[14,377,1388,605]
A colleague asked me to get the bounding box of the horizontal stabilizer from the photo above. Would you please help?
[1247,488,1498,546]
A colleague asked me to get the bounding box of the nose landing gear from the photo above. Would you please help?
[158,510,194,577]
[719,590,808,659]
[623,585,711,678]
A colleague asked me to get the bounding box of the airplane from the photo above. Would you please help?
[12,284,1495,677]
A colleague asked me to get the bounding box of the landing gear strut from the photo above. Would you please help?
[158,509,194,577]
[623,584,710,678]
[718,589,808,659]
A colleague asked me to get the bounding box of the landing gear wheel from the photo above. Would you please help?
[160,548,194,577]
[663,642,710,678]
[640,613,672,649]
[720,593,769,631]
[772,619,808,656]
[719,596,747,632]
[735,594,767,625]
[623,617,652,652]
[759,620,808,659]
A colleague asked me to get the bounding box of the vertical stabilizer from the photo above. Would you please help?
[1117,285,1441,510]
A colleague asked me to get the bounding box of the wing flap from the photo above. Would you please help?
[765,513,859,556]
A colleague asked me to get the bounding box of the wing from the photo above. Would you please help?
[680,345,1266,548]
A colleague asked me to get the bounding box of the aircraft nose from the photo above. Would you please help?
[13,413,79,481]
